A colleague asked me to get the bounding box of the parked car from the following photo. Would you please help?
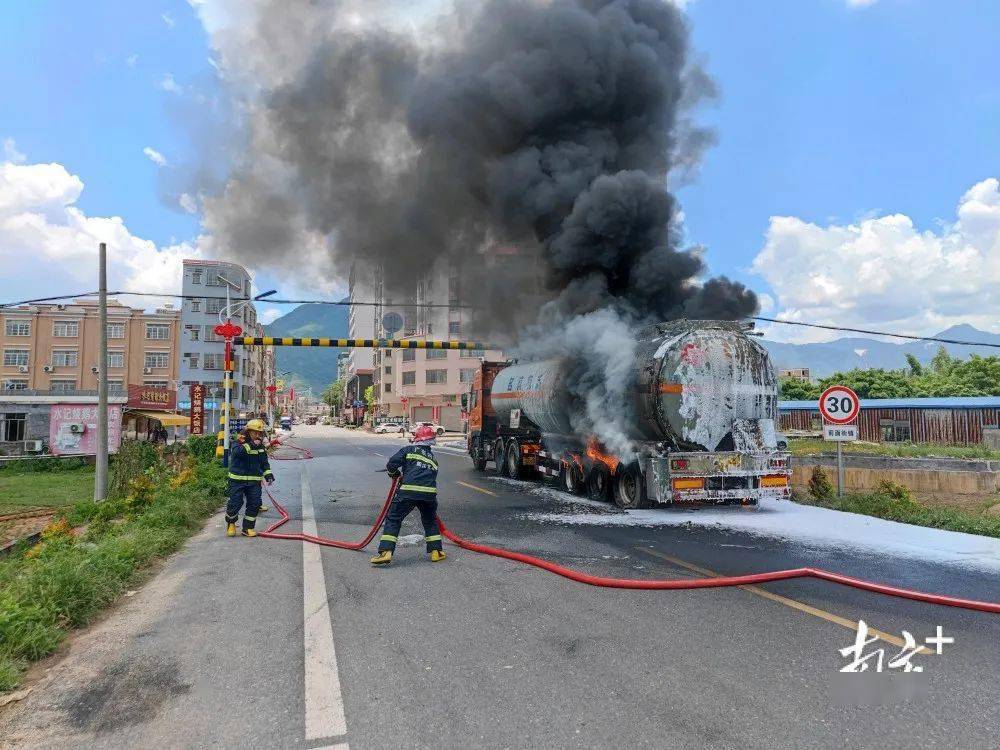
[409,421,446,437]
[305,416,318,425]
[776,431,789,450]
[374,422,408,434]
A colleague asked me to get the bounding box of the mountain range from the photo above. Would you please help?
[264,302,349,394]
[266,302,999,390]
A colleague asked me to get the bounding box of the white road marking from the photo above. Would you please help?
[301,467,349,742]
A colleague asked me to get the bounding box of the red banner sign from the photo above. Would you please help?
[127,384,177,411]
[189,384,206,435]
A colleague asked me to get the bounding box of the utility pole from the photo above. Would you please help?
[94,242,109,502]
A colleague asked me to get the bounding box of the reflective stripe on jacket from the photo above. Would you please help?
[228,440,274,482]
[386,444,438,497]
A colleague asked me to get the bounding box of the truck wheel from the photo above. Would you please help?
[492,439,505,469]
[613,464,650,509]
[587,465,612,502]
[504,440,523,479]
[471,437,487,472]
[562,463,584,494]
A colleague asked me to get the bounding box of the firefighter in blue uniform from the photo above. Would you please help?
[371,424,445,565]
[226,418,274,538]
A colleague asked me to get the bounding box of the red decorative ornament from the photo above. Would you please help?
[214,320,244,339]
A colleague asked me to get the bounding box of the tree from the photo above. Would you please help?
[779,377,821,401]
[322,380,344,415]
[905,353,923,376]
[363,385,375,409]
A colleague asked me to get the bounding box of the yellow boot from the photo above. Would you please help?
[430,550,446,562]
[370,550,393,566]
[242,528,258,538]
[227,523,237,537]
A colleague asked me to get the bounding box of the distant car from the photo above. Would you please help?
[776,432,789,450]
[374,422,408,434]
[305,416,318,425]
[279,417,292,430]
[409,421,446,437]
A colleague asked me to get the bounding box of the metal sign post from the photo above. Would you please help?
[819,386,861,497]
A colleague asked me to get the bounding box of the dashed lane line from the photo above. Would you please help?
[455,480,498,497]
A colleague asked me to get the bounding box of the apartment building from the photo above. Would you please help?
[350,259,504,431]
[178,259,274,432]
[1,299,181,395]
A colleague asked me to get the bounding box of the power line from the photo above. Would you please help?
[751,316,1000,349]
[0,290,470,309]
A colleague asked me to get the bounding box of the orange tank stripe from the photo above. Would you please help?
[658,383,684,394]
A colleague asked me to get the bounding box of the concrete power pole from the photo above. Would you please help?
[94,242,109,502]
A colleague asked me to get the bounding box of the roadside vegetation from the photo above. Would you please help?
[0,459,95,516]
[798,467,1000,539]
[0,435,225,692]
[787,438,1000,461]
[780,348,1000,400]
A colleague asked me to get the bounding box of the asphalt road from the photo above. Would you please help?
[2,425,998,749]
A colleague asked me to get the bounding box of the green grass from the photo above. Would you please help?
[0,452,226,692]
[788,438,1000,460]
[0,468,95,514]
[797,477,1000,539]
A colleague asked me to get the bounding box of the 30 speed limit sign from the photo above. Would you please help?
[819,385,860,424]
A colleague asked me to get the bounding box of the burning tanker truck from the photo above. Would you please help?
[465,320,791,509]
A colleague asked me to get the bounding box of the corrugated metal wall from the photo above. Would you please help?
[780,407,1000,445]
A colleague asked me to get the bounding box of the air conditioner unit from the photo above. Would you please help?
[56,304,66,310]
[143,367,153,374]
[23,440,43,453]
[68,423,86,434]
[18,365,29,373]
[43,365,54,373]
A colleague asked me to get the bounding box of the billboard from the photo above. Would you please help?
[189,384,206,435]
[49,403,123,456]
[127,384,177,411]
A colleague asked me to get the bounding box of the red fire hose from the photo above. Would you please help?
[258,480,1000,614]
[267,439,314,461]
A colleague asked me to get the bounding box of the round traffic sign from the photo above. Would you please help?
[819,385,860,424]
[382,312,403,336]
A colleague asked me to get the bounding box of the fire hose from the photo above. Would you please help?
[258,478,1000,614]
[267,439,314,461]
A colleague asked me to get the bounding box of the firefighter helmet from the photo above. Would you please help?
[246,418,266,433]
[412,424,437,443]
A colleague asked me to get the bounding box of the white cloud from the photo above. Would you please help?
[159,73,182,93]
[3,138,26,164]
[126,53,139,67]
[846,0,878,6]
[143,147,167,167]
[162,12,176,28]
[258,306,282,325]
[179,192,198,214]
[0,158,204,308]
[752,178,1000,343]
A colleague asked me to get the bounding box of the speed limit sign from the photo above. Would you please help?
[819,385,860,424]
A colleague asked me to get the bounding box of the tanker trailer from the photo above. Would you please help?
[465,320,791,508]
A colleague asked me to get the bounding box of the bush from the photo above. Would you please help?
[0,459,226,692]
[807,466,835,501]
[186,434,219,464]
[108,441,161,501]
[0,457,89,475]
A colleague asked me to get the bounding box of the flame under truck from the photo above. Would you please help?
[464,320,791,508]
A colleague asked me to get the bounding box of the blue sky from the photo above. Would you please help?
[1,0,998,338]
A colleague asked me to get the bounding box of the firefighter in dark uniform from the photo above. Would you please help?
[371,424,445,565]
[226,419,274,538]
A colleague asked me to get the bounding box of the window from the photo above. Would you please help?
[5,320,30,336]
[460,369,476,383]
[192,269,203,284]
[203,353,223,370]
[107,380,125,396]
[3,349,29,367]
[107,322,125,339]
[384,366,392,375]
[204,325,222,342]
[107,351,125,368]
[449,321,462,336]
[425,369,447,384]
[205,270,222,286]
[384,382,392,393]
[146,323,170,340]
[460,349,485,359]
[144,380,169,389]
[50,380,76,394]
[1,413,27,441]
[880,419,912,443]
[52,350,78,367]
[3,379,28,391]
[186,325,200,341]
[190,299,201,312]
[187,353,200,369]
[144,351,170,369]
[426,349,447,360]
[53,321,79,337]
[402,371,416,386]
[384,349,392,358]
[402,349,416,362]
[206,298,224,315]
